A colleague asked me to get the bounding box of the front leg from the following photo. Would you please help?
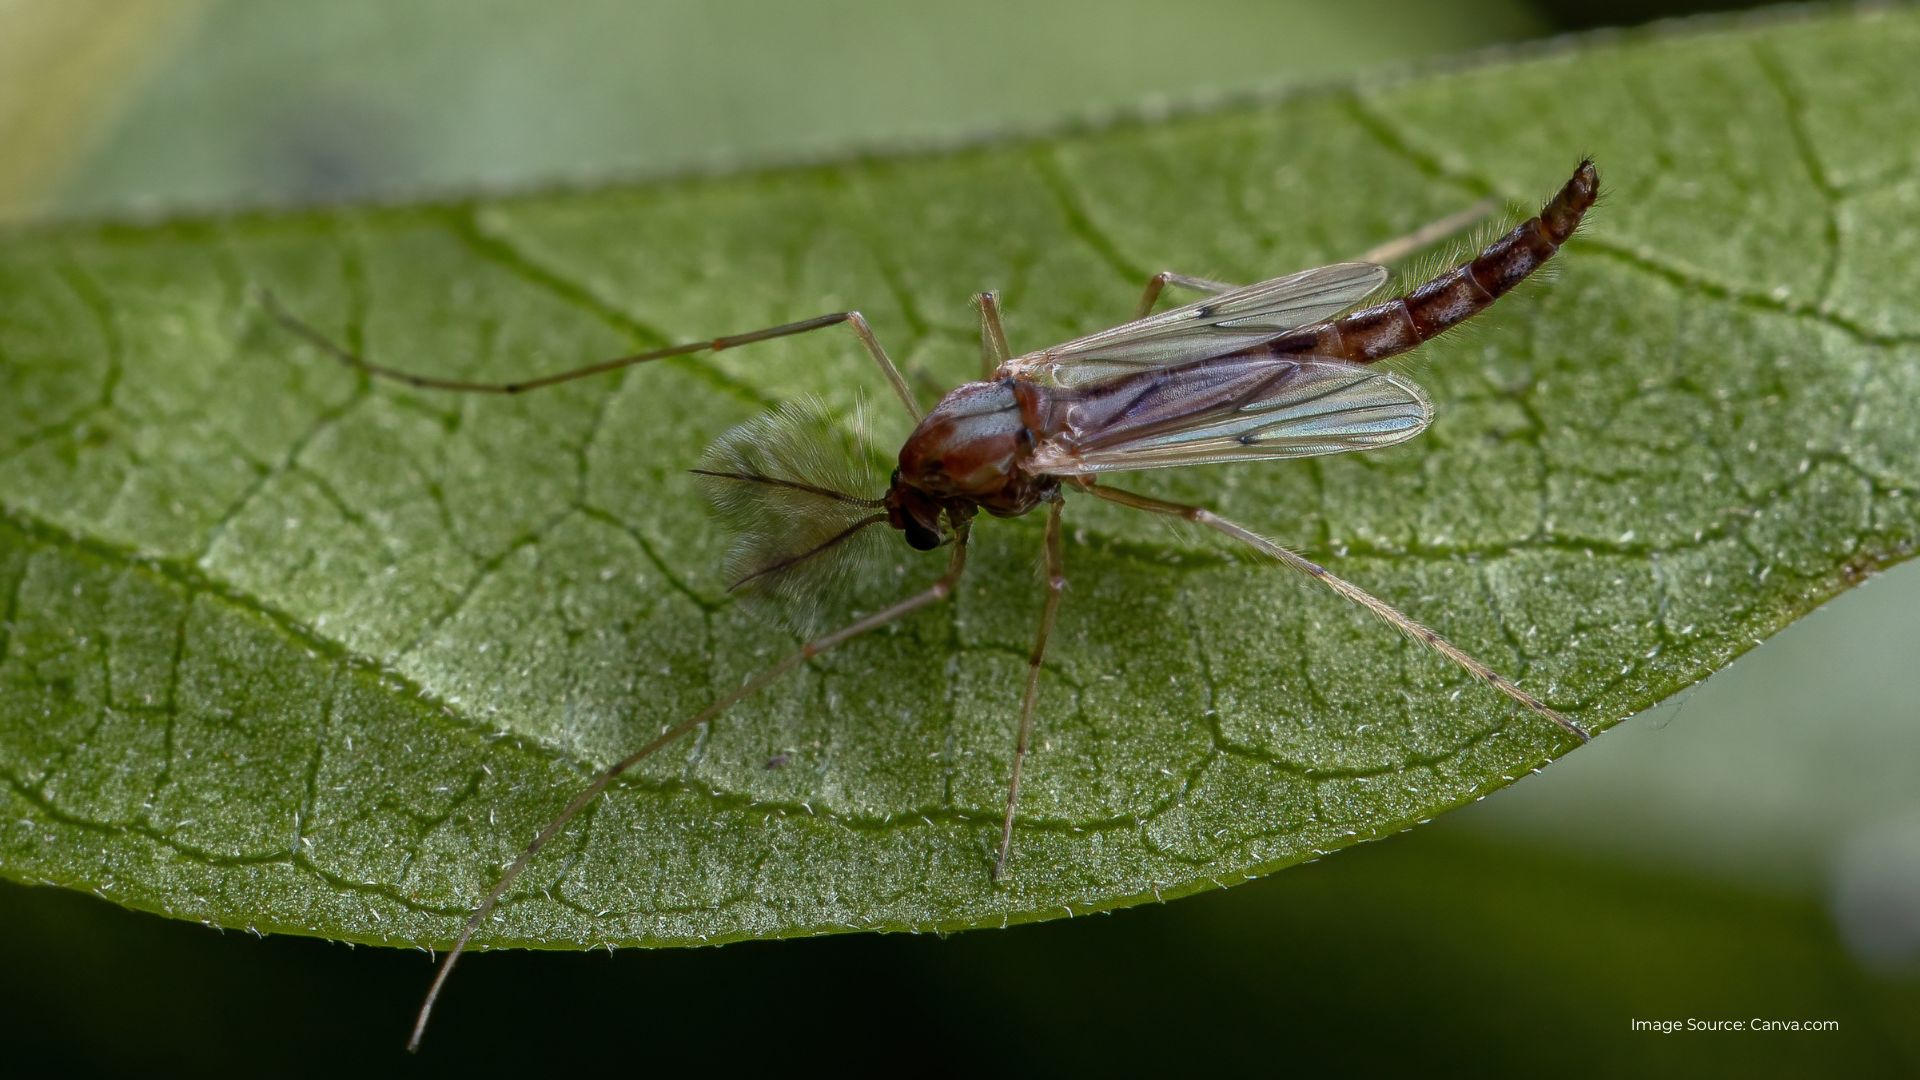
[258,290,926,420]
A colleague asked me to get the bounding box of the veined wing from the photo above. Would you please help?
[1028,356,1431,475]
[1001,262,1387,389]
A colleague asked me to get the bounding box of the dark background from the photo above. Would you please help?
[3,1,1916,1074]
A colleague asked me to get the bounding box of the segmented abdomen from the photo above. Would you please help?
[1263,160,1598,365]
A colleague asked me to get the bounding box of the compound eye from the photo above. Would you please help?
[904,521,942,551]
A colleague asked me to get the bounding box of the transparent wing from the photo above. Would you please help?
[1028,357,1431,475]
[1001,262,1388,388]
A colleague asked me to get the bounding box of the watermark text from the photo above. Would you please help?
[1630,1018,1839,1034]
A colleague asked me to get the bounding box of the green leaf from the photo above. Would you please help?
[3,6,1917,949]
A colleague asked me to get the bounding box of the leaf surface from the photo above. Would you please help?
[2,7,1917,948]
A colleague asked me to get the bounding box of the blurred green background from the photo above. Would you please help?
[3,0,1916,1073]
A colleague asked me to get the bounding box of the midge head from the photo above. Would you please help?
[699,376,1053,612]
[881,472,949,551]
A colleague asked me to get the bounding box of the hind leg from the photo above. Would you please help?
[1087,483,1590,743]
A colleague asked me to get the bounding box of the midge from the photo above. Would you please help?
[261,160,1599,1050]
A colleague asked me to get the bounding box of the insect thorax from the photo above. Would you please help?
[895,379,1058,519]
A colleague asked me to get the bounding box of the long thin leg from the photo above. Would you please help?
[1129,197,1498,321]
[1133,271,1241,319]
[1354,197,1498,266]
[1087,484,1590,743]
[993,499,1066,881]
[255,287,924,421]
[406,523,972,1052]
[976,291,1011,381]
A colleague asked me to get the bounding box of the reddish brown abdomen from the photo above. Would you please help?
[1264,160,1598,365]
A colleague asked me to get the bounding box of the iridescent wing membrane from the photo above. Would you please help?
[1028,356,1432,474]
[999,262,1389,388]
[1003,260,1428,475]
